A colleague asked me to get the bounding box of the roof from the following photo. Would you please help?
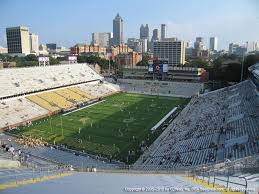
[253,69,259,77]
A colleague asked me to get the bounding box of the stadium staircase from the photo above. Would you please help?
[216,133,226,162]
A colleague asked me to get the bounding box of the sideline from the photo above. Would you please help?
[151,107,178,131]
[63,100,106,116]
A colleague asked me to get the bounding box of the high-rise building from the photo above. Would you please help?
[185,41,193,58]
[127,38,147,53]
[185,41,192,48]
[229,43,247,56]
[113,13,123,46]
[39,44,49,55]
[153,40,185,66]
[6,26,30,55]
[140,24,149,40]
[194,37,205,50]
[140,24,145,39]
[161,24,167,40]
[92,32,113,47]
[0,46,8,54]
[247,41,258,52]
[209,37,218,51]
[46,43,57,51]
[29,33,39,54]
[151,29,159,42]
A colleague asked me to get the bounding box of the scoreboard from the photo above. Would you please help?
[148,59,168,74]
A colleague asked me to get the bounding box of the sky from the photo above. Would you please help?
[0,0,258,50]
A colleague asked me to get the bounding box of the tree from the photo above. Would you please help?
[186,59,210,69]
[136,55,149,66]
[49,56,60,65]
[77,55,110,70]
[24,54,37,62]
[243,54,259,79]
[207,54,242,83]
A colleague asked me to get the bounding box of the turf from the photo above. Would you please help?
[12,92,189,164]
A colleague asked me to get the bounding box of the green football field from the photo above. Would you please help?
[13,92,189,163]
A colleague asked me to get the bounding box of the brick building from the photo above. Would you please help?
[70,44,107,56]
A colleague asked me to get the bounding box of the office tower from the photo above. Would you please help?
[247,41,258,52]
[153,40,185,66]
[46,43,57,51]
[140,24,145,39]
[185,41,192,48]
[127,38,147,53]
[151,29,159,42]
[92,32,113,47]
[144,24,149,40]
[29,33,39,54]
[6,26,30,55]
[0,46,8,54]
[161,24,167,40]
[194,37,205,50]
[140,24,149,40]
[229,43,247,56]
[38,44,49,55]
[209,37,218,51]
[113,13,123,46]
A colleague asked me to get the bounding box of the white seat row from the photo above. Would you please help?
[0,63,102,98]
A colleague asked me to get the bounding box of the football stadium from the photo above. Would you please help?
[0,62,258,194]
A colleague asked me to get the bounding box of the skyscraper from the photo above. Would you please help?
[153,40,185,66]
[92,32,113,47]
[140,24,149,40]
[229,43,247,57]
[113,13,123,46]
[29,33,39,54]
[161,24,167,40]
[144,24,149,40]
[6,26,30,55]
[151,29,159,42]
[127,38,147,53]
[140,24,145,39]
[194,37,205,50]
[209,37,218,51]
[247,41,258,52]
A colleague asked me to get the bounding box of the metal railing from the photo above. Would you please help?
[0,165,71,185]
[213,174,247,194]
[190,168,248,194]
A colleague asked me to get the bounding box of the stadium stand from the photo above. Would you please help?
[55,88,89,103]
[68,87,95,100]
[26,95,60,113]
[139,79,259,170]
[27,87,94,112]
[0,98,49,130]
[0,63,102,99]
[0,133,118,169]
[78,81,120,98]
[117,79,203,98]
[0,64,116,130]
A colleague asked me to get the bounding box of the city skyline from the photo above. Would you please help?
[0,0,258,50]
